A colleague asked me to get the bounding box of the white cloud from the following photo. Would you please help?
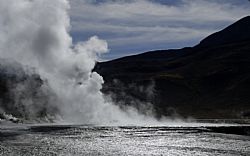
[69,0,250,59]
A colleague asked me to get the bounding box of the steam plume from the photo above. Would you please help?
[0,0,172,125]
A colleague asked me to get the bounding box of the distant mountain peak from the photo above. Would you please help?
[197,16,250,48]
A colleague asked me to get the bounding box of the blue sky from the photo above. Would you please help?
[69,0,250,60]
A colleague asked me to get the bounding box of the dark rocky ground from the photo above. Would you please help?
[0,60,58,121]
[94,16,250,119]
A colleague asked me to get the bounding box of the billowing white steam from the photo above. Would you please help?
[0,0,172,125]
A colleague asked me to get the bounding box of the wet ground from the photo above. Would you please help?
[0,124,249,156]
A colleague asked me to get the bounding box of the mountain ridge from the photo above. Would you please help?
[95,16,250,119]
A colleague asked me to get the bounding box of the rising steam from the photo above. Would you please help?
[0,0,173,125]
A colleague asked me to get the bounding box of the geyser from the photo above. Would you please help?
[0,0,169,125]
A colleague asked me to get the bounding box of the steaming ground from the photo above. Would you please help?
[0,0,174,125]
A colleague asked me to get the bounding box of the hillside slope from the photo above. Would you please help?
[95,16,250,119]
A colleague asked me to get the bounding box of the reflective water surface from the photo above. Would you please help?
[0,124,249,156]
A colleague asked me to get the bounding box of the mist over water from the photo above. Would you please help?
[0,0,173,125]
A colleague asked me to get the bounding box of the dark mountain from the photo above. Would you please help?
[198,16,250,48]
[94,16,250,119]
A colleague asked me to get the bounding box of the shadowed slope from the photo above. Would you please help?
[95,16,250,119]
